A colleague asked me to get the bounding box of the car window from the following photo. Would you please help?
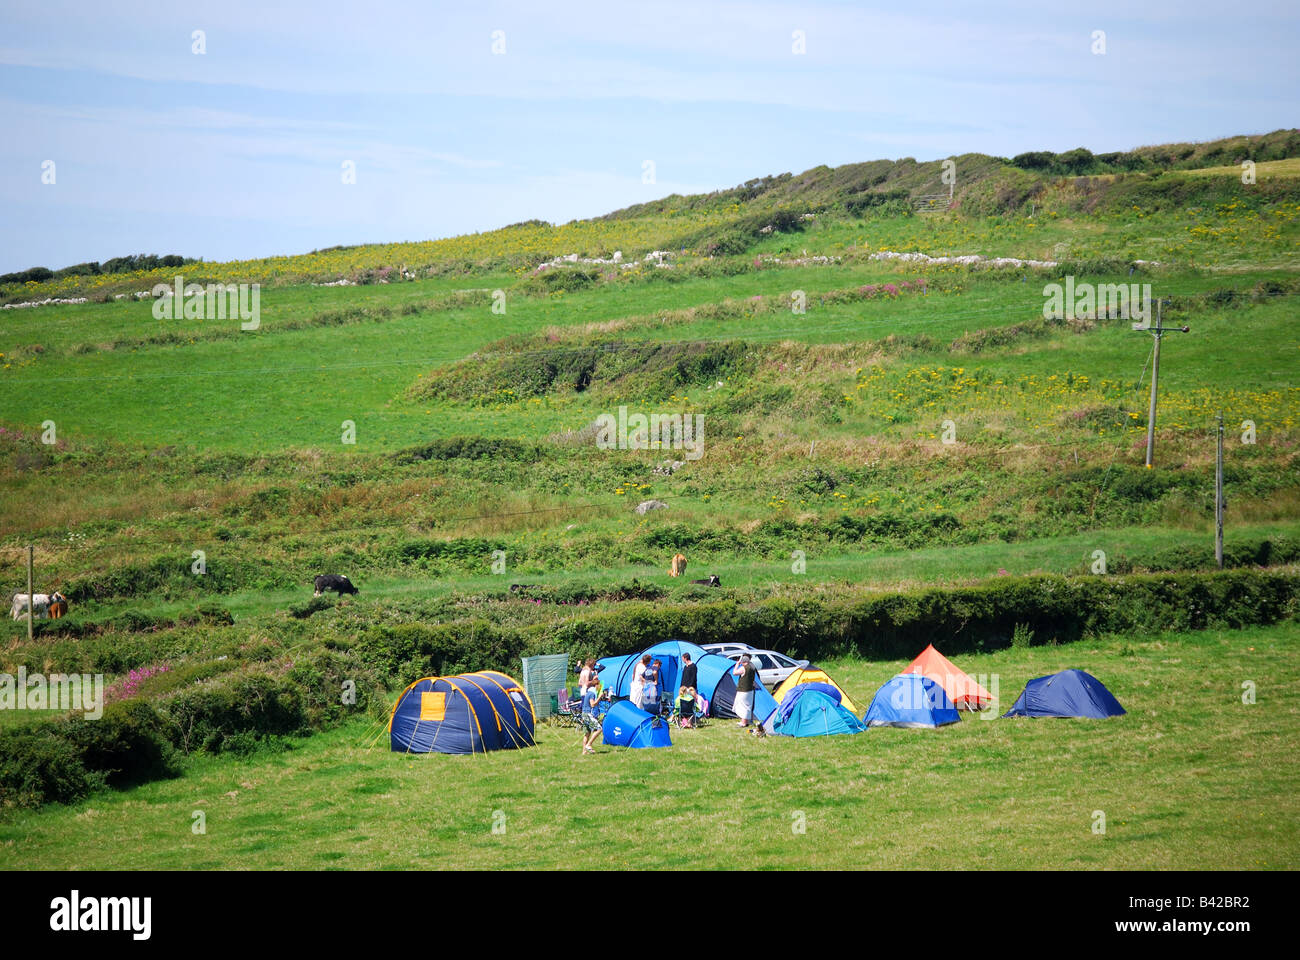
[771,654,795,668]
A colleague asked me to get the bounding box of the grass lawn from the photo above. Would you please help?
[4,622,1296,870]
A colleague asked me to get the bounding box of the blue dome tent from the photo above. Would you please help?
[602,701,672,749]
[761,686,866,738]
[390,670,537,754]
[1002,669,1126,719]
[863,673,961,728]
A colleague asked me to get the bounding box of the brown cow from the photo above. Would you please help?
[668,554,687,577]
[48,592,68,619]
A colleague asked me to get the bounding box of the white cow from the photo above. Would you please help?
[10,592,50,620]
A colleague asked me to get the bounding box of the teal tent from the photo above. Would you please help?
[762,687,866,737]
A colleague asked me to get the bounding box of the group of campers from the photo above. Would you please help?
[574,651,763,755]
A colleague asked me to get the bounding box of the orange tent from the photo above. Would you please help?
[902,644,992,710]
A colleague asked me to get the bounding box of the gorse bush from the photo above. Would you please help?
[395,435,542,464]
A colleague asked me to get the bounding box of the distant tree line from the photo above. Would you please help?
[0,253,196,286]
[1007,132,1300,177]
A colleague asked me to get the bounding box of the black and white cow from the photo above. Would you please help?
[689,575,721,587]
[313,574,359,597]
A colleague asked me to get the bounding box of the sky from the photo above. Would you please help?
[0,0,1296,273]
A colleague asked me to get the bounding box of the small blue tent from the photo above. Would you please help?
[864,673,961,728]
[390,670,537,754]
[762,687,866,738]
[1002,669,1125,719]
[602,701,672,749]
[595,641,777,721]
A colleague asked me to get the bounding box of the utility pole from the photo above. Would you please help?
[1135,299,1189,468]
[26,544,34,642]
[1215,413,1224,569]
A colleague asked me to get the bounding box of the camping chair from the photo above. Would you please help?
[553,688,581,728]
[671,693,707,729]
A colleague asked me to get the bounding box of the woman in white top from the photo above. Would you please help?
[629,654,651,707]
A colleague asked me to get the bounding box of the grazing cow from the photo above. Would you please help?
[313,574,358,597]
[10,592,50,620]
[668,554,688,578]
[48,592,69,618]
[508,584,537,594]
[690,575,721,587]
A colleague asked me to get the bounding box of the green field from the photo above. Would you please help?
[3,623,1296,870]
[1,132,1298,869]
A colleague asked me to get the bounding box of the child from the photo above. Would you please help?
[676,686,697,728]
[578,683,602,755]
[642,661,660,714]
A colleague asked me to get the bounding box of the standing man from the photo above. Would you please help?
[680,653,698,695]
[733,653,757,728]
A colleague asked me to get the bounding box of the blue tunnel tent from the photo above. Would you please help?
[597,640,709,703]
[863,673,961,729]
[390,670,537,754]
[761,686,866,738]
[691,653,778,721]
[593,654,635,692]
[1002,669,1126,719]
[602,701,672,749]
[595,640,778,720]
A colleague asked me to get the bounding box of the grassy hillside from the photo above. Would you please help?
[1,132,1298,869]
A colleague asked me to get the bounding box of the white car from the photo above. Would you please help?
[702,642,760,659]
[723,649,810,688]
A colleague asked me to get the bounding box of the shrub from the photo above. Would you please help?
[0,727,100,810]
[289,596,334,619]
[65,700,179,788]
[395,436,541,463]
[162,674,307,755]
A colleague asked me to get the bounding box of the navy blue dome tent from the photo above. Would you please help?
[390,670,537,754]
[1002,669,1125,719]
